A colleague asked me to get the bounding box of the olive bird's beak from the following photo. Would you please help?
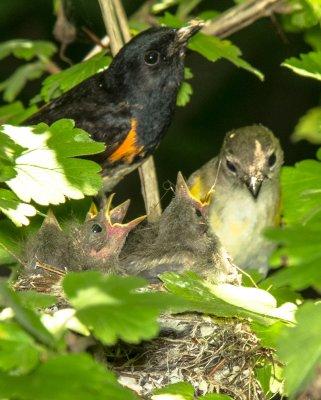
[244,176,263,199]
[176,20,204,45]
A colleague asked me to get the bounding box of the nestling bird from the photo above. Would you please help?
[121,172,239,284]
[17,198,144,291]
[26,23,203,190]
[188,125,283,274]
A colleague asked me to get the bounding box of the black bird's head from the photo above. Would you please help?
[105,23,203,100]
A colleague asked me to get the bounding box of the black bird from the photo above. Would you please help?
[26,23,203,190]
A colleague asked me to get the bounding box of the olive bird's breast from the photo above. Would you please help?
[209,179,280,273]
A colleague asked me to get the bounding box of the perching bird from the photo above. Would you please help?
[26,22,203,190]
[18,197,144,291]
[188,125,283,274]
[121,172,239,284]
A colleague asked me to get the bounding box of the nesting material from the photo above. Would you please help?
[109,314,269,400]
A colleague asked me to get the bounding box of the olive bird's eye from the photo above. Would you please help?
[91,223,102,233]
[226,159,237,173]
[268,152,276,167]
[144,51,160,66]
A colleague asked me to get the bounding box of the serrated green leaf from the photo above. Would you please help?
[152,0,179,14]
[0,353,137,400]
[63,271,182,345]
[161,272,293,325]
[0,101,25,124]
[277,302,321,397]
[0,189,36,227]
[188,33,264,81]
[0,131,24,181]
[255,365,273,396]
[278,156,321,225]
[282,0,320,32]
[251,321,286,350]
[17,291,56,309]
[0,219,22,264]
[292,106,321,143]
[0,321,40,374]
[153,382,194,399]
[40,52,111,102]
[305,27,321,50]
[0,40,56,61]
[153,382,232,400]
[282,51,321,81]
[0,62,45,102]
[2,120,104,206]
[0,283,56,348]
[199,396,232,400]
[177,81,193,106]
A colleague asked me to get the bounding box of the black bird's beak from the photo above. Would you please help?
[176,20,204,45]
[244,176,263,199]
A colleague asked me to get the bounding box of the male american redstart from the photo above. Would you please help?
[26,23,203,190]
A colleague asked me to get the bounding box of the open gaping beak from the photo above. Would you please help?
[244,176,263,199]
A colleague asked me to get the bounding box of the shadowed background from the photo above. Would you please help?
[0,0,319,215]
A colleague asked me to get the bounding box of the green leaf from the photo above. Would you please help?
[0,101,35,125]
[251,321,286,349]
[292,106,321,143]
[0,62,45,102]
[199,395,232,400]
[0,283,56,348]
[17,291,56,309]
[188,33,264,81]
[154,382,194,399]
[40,52,111,102]
[153,382,232,400]
[282,0,320,32]
[0,189,36,227]
[161,272,294,325]
[0,130,24,181]
[0,353,137,400]
[2,120,104,206]
[255,365,273,396]
[63,271,182,345]
[282,51,321,81]
[0,219,22,264]
[277,302,321,397]
[152,0,179,14]
[177,81,193,106]
[305,27,321,50]
[0,40,56,61]
[0,321,40,374]
[277,155,321,225]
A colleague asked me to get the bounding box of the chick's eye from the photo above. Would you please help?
[226,159,237,173]
[144,50,160,66]
[268,152,276,167]
[91,223,102,233]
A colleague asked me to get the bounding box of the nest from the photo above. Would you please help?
[107,314,271,399]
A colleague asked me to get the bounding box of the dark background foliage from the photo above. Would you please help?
[0,0,319,213]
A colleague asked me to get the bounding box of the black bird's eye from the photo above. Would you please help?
[195,209,202,218]
[268,152,276,167]
[226,159,237,173]
[91,223,102,233]
[144,50,160,66]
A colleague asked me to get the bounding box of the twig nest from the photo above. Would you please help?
[110,314,268,399]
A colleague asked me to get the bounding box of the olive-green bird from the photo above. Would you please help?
[188,125,284,274]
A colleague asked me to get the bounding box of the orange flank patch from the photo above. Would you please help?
[108,119,143,164]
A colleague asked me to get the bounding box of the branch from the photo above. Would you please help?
[202,0,287,38]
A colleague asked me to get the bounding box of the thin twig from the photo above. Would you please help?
[202,0,286,38]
